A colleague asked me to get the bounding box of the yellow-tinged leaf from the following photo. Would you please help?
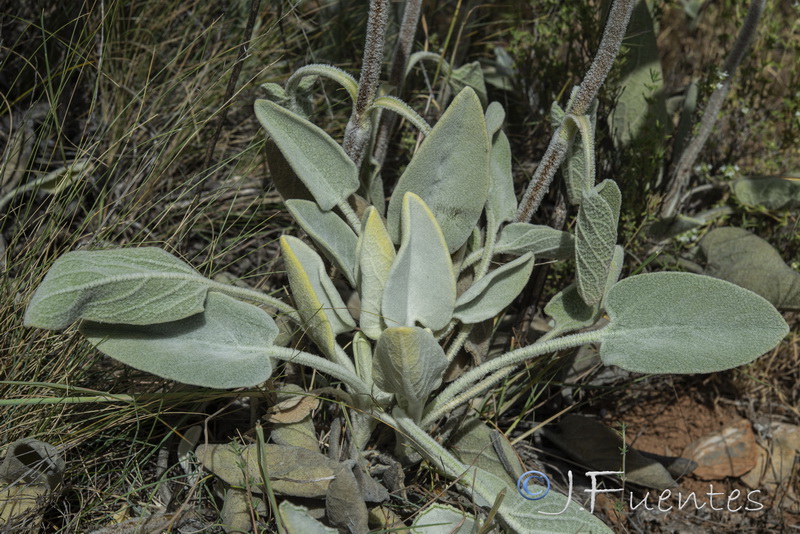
[281,236,354,358]
[357,208,396,339]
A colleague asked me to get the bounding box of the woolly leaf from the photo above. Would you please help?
[449,418,524,488]
[280,502,338,534]
[487,130,517,227]
[383,193,456,331]
[484,102,506,139]
[80,292,276,388]
[373,327,448,421]
[387,88,490,253]
[575,180,620,306]
[285,199,358,285]
[412,504,478,534]
[454,253,534,324]
[495,223,575,260]
[600,272,789,374]
[563,113,597,205]
[196,442,339,497]
[255,99,358,210]
[732,175,800,210]
[281,236,355,357]
[24,247,208,330]
[264,140,315,203]
[545,246,624,337]
[449,61,488,107]
[470,467,613,534]
[700,227,800,310]
[608,0,667,147]
[356,207,396,339]
[353,332,374,386]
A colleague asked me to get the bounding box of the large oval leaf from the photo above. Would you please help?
[382,193,456,330]
[285,199,358,285]
[281,236,355,357]
[373,327,448,420]
[80,292,276,388]
[356,207,396,339]
[454,253,535,324]
[732,175,800,210]
[575,179,621,306]
[254,99,358,210]
[24,247,208,330]
[600,272,789,374]
[700,227,800,311]
[386,88,490,253]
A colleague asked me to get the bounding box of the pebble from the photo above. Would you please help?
[681,419,757,480]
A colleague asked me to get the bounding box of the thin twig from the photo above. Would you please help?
[659,0,766,219]
[514,0,635,223]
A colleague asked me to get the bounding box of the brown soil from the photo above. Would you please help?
[592,385,800,532]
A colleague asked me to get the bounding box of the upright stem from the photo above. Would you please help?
[660,0,766,219]
[373,0,424,167]
[343,0,390,168]
[515,0,634,223]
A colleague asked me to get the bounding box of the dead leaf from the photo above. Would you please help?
[196,442,339,498]
[545,415,678,489]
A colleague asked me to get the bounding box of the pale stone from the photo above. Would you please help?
[682,419,757,480]
[742,423,800,512]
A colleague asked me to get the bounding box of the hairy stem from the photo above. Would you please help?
[337,200,362,233]
[387,408,469,479]
[266,345,370,396]
[373,0,424,167]
[515,0,634,223]
[206,279,299,320]
[343,0,390,168]
[660,0,766,219]
[422,329,603,426]
[422,365,516,427]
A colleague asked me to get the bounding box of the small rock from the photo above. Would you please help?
[682,419,757,480]
[742,422,800,513]
[773,422,800,452]
[740,444,769,489]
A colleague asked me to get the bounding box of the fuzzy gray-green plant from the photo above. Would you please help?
[22,0,789,532]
